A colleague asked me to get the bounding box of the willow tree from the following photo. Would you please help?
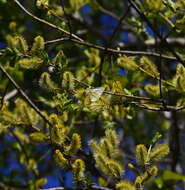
[0,0,185,190]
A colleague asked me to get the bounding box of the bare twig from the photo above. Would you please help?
[45,37,184,62]
[10,129,39,178]
[98,4,131,85]
[13,0,184,63]
[128,0,185,65]
[0,64,51,131]
[73,78,162,102]
[13,0,83,42]
[40,185,114,190]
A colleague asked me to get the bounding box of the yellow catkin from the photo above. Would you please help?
[105,129,119,148]
[116,180,136,190]
[65,133,81,155]
[54,149,68,169]
[72,159,85,182]
[107,160,123,179]
[136,144,148,166]
[31,36,45,53]
[150,144,169,162]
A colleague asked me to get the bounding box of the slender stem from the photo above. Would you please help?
[13,0,83,42]
[0,64,51,130]
[128,0,185,65]
[45,37,184,62]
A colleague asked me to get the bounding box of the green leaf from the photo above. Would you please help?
[143,0,163,12]
[163,170,185,181]
[69,0,89,11]
[36,178,47,187]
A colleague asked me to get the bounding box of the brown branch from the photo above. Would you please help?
[13,0,183,63]
[128,0,185,65]
[40,185,114,190]
[133,102,185,112]
[13,0,83,42]
[170,111,181,172]
[73,78,162,102]
[145,38,185,47]
[0,64,51,131]
[45,37,184,62]
[98,4,131,85]
[68,14,109,42]
[10,129,39,178]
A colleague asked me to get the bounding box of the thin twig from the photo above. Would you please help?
[45,37,184,62]
[10,129,39,178]
[73,78,162,102]
[40,185,114,190]
[133,102,185,112]
[128,0,185,65]
[0,64,51,131]
[0,81,10,109]
[13,0,83,42]
[98,4,131,85]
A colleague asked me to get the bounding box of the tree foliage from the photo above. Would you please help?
[0,0,185,190]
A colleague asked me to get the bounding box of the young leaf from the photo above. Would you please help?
[163,170,185,181]
[143,0,163,12]
[142,165,158,183]
[69,0,89,11]
[36,178,47,187]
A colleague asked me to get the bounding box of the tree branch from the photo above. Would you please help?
[45,37,184,62]
[40,185,114,190]
[0,64,51,130]
[13,0,83,42]
[128,0,185,65]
